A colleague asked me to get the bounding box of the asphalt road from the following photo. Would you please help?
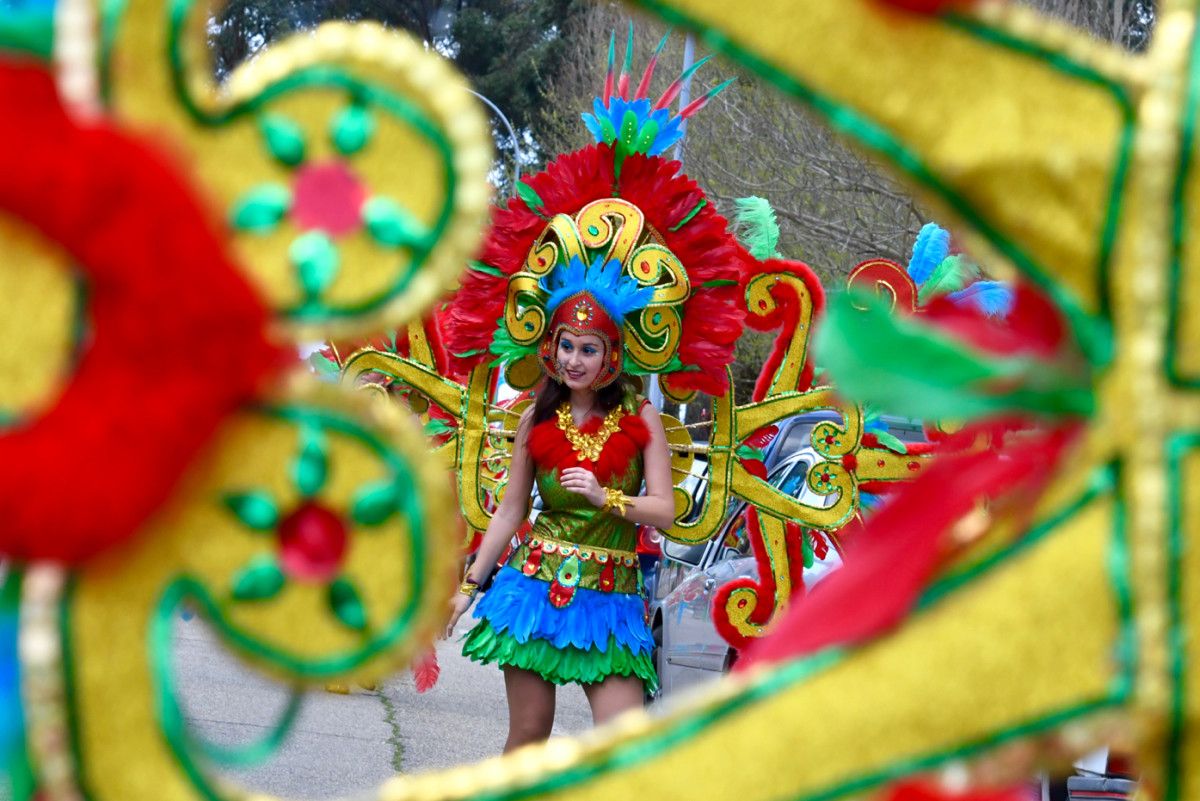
[176,613,594,800]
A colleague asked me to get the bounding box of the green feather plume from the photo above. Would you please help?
[916,254,979,305]
[308,351,341,379]
[488,322,538,367]
[816,290,1093,421]
[732,196,781,260]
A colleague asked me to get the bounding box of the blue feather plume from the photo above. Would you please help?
[582,98,685,157]
[907,223,951,286]
[541,255,656,325]
[581,28,729,160]
[947,281,1015,318]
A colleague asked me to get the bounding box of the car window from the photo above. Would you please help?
[777,458,812,497]
[676,458,709,524]
[878,415,927,444]
[764,460,792,485]
[701,502,751,568]
[663,538,708,565]
[775,423,815,456]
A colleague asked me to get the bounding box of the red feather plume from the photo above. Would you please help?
[411,649,440,693]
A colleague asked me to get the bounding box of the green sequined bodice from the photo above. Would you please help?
[530,451,643,552]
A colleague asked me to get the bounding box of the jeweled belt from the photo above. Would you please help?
[511,533,641,608]
[525,533,638,566]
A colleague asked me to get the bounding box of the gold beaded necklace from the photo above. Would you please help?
[555,402,623,462]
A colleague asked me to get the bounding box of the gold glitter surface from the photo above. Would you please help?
[626,0,1125,315]
[1176,122,1200,379]
[68,378,457,801]
[0,215,77,419]
[105,6,491,341]
[1170,447,1200,796]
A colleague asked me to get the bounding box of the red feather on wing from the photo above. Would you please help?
[411,649,440,693]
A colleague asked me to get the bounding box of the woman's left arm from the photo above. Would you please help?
[560,403,677,530]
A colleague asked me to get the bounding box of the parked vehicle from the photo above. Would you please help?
[760,411,925,473]
[648,412,928,700]
[651,451,842,698]
[1065,772,1136,801]
[674,411,924,524]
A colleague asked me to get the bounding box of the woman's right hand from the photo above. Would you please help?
[443,592,474,639]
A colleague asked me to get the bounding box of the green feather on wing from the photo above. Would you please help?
[732,196,782,261]
[916,254,980,305]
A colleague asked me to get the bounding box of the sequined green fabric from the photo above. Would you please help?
[530,452,642,553]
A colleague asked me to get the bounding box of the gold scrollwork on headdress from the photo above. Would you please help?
[524,214,586,275]
[577,199,645,266]
[507,215,587,350]
[627,243,690,304]
[506,197,692,376]
[625,306,683,371]
[503,273,547,347]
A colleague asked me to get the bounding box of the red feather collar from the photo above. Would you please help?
[527,408,650,484]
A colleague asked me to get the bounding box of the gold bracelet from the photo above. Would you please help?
[458,578,480,598]
[601,487,632,516]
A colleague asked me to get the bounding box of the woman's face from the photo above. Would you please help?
[556,331,606,391]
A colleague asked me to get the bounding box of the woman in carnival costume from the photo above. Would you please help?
[442,30,744,750]
[444,257,677,745]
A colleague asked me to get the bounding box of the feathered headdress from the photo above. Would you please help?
[443,29,750,397]
[541,255,657,323]
[904,222,1014,316]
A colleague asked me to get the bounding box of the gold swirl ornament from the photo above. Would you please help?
[671,256,936,645]
[743,270,820,397]
[34,376,458,801]
[104,1,492,341]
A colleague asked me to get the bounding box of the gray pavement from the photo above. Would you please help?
[174,614,593,799]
